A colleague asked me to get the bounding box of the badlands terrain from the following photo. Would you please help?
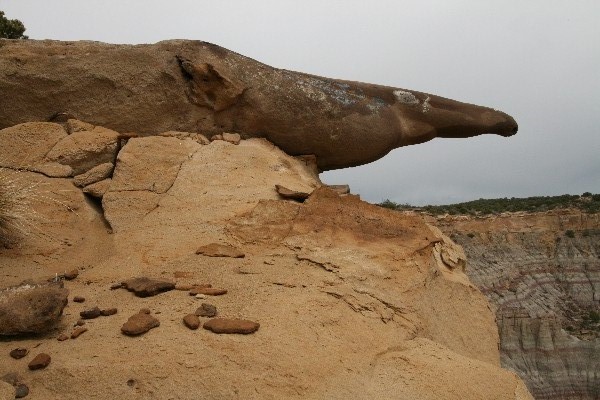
[435,210,600,399]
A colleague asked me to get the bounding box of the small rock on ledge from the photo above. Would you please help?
[203,318,260,334]
[28,353,51,370]
[121,311,160,336]
[122,277,175,297]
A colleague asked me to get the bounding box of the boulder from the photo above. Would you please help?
[46,127,119,175]
[0,122,67,170]
[0,39,518,171]
[0,282,68,335]
[45,127,120,174]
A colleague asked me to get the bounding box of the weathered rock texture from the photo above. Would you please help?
[0,39,517,171]
[0,282,68,335]
[0,122,532,399]
[434,210,600,400]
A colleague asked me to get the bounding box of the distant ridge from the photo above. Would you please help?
[379,192,600,215]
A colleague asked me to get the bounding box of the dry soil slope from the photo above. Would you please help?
[0,122,532,399]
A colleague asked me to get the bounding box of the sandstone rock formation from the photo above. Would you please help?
[0,39,518,170]
[0,121,532,399]
[435,210,600,399]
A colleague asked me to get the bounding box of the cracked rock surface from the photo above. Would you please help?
[0,121,532,399]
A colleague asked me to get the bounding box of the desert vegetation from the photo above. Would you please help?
[0,10,28,39]
[0,167,37,243]
[379,193,600,216]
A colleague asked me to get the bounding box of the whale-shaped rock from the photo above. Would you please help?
[0,39,517,170]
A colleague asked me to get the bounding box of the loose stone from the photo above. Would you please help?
[15,383,29,398]
[189,287,227,296]
[203,318,260,334]
[9,348,28,359]
[121,312,160,336]
[80,307,101,319]
[28,353,51,370]
[71,327,88,339]
[122,277,175,297]
[195,303,217,318]
[64,269,79,280]
[183,314,200,330]
[100,308,118,316]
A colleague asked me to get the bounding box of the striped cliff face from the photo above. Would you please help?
[433,210,600,400]
[0,39,517,171]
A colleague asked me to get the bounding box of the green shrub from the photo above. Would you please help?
[378,199,398,210]
[0,11,28,39]
[565,230,575,238]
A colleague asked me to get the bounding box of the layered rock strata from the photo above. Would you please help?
[434,211,600,399]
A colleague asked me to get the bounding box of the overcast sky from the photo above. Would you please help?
[2,1,599,205]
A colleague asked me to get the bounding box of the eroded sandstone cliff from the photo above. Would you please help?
[0,121,532,399]
[434,211,600,399]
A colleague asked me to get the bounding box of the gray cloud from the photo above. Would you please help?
[3,0,599,205]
